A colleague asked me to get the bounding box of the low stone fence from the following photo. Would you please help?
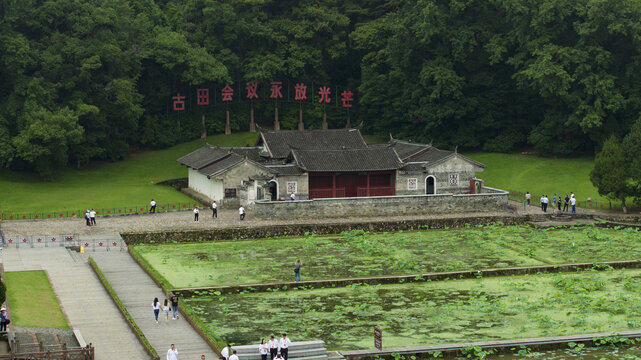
[121,214,524,244]
[254,187,509,220]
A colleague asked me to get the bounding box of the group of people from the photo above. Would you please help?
[84,209,96,226]
[152,295,180,324]
[525,192,577,213]
[218,334,292,360]
[192,202,246,222]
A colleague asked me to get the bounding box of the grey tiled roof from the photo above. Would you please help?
[291,147,402,172]
[198,153,245,177]
[265,165,303,175]
[176,145,230,169]
[220,147,263,162]
[408,147,454,163]
[260,129,368,158]
[392,142,430,160]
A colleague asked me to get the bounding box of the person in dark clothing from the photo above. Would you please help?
[563,195,570,212]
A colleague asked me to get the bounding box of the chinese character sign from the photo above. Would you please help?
[270,82,283,99]
[246,83,258,99]
[172,93,185,111]
[197,89,209,106]
[221,84,234,102]
[318,86,331,104]
[170,82,354,111]
[294,83,307,101]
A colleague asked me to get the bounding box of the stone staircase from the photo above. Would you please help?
[233,340,329,360]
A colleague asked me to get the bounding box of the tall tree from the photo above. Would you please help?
[590,135,629,212]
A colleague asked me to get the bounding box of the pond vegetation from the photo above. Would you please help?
[133,224,641,288]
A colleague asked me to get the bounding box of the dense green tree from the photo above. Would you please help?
[590,135,629,212]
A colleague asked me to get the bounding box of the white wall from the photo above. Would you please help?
[188,168,224,201]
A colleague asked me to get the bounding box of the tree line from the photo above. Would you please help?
[2,0,641,180]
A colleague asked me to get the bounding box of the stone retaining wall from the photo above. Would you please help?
[172,260,641,297]
[120,215,524,244]
[254,187,509,220]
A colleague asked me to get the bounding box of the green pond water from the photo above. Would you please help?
[485,344,641,359]
[135,225,641,288]
[184,269,641,350]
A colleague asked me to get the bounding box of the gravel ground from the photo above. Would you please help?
[2,208,516,236]
[2,199,636,237]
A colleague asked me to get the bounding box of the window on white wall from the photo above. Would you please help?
[286,181,297,194]
[449,173,459,186]
[407,178,417,190]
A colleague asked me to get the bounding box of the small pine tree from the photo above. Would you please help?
[0,279,5,307]
[591,135,629,213]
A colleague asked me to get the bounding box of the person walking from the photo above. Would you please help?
[525,192,531,205]
[294,260,302,282]
[211,201,218,219]
[90,208,96,226]
[259,339,269,360]
[268,336,279,360]
[170,293,179,320]
[152,297,161,323]
[543,195,549,212]
[167,344,178,360]
[563,194,570,212]
[221,345,232,360]
[150,199,157,213]
[229,350,239,360]
[0,307,9,332]
[194,206,199,222]
[239,206,245,221]
[570,196,577,213]
[163,299,170,323]
[279,334,291,360]
[85,209,91,226]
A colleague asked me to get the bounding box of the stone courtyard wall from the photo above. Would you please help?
[254,186,508,219]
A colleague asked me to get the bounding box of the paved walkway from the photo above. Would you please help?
[1,247,148,360]
[90,238,217,360]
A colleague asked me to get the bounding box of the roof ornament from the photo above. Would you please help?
[389,133,394,141]
[454,146,458,154]
[429,139,433,146]
[255,124,266,132]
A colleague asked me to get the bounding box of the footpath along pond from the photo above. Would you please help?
[133,224,641,288]
[184,268,641,350]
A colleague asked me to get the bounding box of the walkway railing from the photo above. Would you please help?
[1,202,210,221]
[3,344,94,359]
[2,234,126,251]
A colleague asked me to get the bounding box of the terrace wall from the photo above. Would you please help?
[253,187,509,219]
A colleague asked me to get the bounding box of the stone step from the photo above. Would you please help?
[234,347,328,360]
[234,341,326,353]
[326,351,344,360]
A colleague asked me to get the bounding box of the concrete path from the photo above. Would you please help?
[90,237,217,360]
[1,246,149,360]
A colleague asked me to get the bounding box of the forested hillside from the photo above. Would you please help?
[2,0,641,178]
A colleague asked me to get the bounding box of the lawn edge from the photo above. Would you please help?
[88,257,160,360]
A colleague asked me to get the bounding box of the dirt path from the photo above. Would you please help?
[2,200,638,237]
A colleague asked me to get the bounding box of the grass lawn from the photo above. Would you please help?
[0,133,259,215]
[185,268,641,349]
[0,132,385,216]
[463,152,605,203]
[4,271,69,329]
[133,224,640,288]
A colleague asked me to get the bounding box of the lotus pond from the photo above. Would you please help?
[133,224,641,288]
[184,268,641,350]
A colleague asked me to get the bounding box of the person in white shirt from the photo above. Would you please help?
[150,199,157,213]
[90,209,96,225]
[290,193,296,201]
[268,336,279,360]
[85,209,91,227]
[167,344,178,360]
[279,334,291,360]
[221,344,232,360]
[152,297,161,324]
[525,192,531,205]
[212,201,218,219]
[194,206,199,222]
[229,350,239,360]
[570,196,577,213]
[259,339,269,360]
[239,206,245,221]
